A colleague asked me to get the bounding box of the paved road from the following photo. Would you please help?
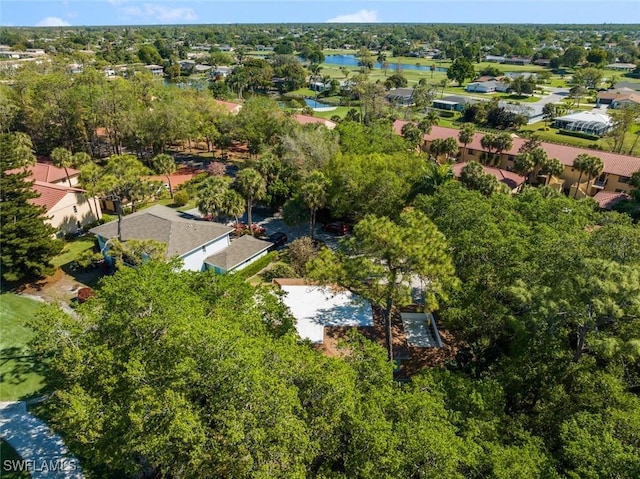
[0,401,84,479]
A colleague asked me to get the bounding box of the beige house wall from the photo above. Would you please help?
[47,192,102,234]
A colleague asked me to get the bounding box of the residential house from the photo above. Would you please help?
[612,94,640,109]
[31,181,101,235]
[204,235,272,274]
[179,60,196,73]
[144,64,164,76]
[553,111,613,136]
[210,66,232,78]
[596,87,637,106]
[90,205,272,273]
[592,191,631,210]
[433,95,481,112]
[451,162,526,193]
[293,114,337,129]
[385,88,415,106]
[498,101,545,124]
[194,64,212,73]
[392,120,640,198]
[7,162,100,235]
[605,63,637,71]
[15,161,81,187]
[214,99,243,115]
[466,80,511,93]
[502,57,532,65]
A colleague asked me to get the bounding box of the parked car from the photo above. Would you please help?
[321,221,349,235]
[268,232,288,250]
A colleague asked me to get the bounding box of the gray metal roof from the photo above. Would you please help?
[204,235,272,271]
[89,205,233,259]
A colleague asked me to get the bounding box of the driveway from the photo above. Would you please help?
[0,401,84,478]
[183,205,345,250]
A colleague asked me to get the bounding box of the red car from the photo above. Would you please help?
[321,221,349,235]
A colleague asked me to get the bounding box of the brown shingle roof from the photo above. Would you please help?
[89,205,233,259]
[393,120,640,178]
[204,235,271,271]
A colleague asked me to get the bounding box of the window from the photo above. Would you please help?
[508,156,515,162]
[468,149,475,156]
[73,205,78,213]
[618,176,631,184]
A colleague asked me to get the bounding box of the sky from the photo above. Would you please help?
[1,0,639,27]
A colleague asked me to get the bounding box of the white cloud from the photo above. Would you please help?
[36,17,71,27]
[119,3,197,22]
[326,9,379,23]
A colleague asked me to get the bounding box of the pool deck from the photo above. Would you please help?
[277,283,373,343]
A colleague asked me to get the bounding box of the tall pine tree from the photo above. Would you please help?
[1,132,62,283]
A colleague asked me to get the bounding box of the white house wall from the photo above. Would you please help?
[180,235,230,272]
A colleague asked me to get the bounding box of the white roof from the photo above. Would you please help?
[279,285,373,343]
[554,111,613,125]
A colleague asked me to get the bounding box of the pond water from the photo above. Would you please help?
[324,54,448,73]
[304,98,331,108]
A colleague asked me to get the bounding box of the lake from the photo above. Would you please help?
[323,54,448,73]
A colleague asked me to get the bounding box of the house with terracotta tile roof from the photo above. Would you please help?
[214,99,243,114]
[7,161,81,186]
[392,120,640,198]
[293,114,337,129]
[31,181,101,235]
[451,162,526,193]
[6,162,101,235]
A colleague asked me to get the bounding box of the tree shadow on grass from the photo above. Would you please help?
[0,346,48,401]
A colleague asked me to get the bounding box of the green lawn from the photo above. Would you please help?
[51,237,95,268]
[0,294,45,401]
[312,106,351,119]
[0,440,31,479]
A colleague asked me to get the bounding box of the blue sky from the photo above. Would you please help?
[1,1,639,27]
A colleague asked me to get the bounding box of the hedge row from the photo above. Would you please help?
[233,250,278,279]
[558,129,601,141]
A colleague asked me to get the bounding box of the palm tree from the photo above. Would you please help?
[78,162,101,221]
[539,157,564,186]
[438,78,448,98]
[221,189,245,225]
[492,132,514,165]
[513,152,537,184]
[583,156,604,196]
[572,153,590,198]
[458,123,476,162]
[301,171,328,239]
[414,161,454,196]
[197,176,229,220]
[50,147,74,187]
[418,111,439,134]
[480,133,496,164]
[234,167,266,235]
[150,153,177,198]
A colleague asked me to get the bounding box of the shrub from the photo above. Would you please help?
[77,287,96,303]
[233,251,278,279]
[173,190,190,207]
[558,129,600,141]
[262,262,297,282]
